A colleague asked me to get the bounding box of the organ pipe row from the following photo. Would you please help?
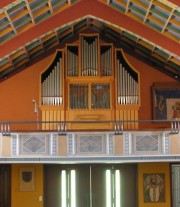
[117,59,139,105]
[81,37,98,76]
[100,47,112,76]
[67,48,78,77]
[41,58,63,105]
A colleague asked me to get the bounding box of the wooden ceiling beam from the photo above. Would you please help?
[0,0,179,59]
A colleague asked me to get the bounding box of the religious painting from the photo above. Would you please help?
[19,167,34,191]
[144,173,165,203]
[152,82,180,120]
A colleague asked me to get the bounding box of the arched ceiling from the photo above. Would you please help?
[0,0,179,81]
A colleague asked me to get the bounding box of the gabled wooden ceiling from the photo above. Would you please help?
[0,0,179,81]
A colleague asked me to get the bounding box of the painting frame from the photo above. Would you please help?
[143,173,165,203]
[19,167,35,192]
[152,82,180,120]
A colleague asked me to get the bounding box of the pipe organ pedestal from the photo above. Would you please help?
[40,33,140,130]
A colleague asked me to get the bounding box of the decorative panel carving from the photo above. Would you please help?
[136,135,159,152]
[75,134,106,155]
[11,133,58,155]
[78,135,104,153]
[132,132,164,154]
[22,135,47,154]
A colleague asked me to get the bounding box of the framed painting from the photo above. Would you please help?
[144,173,165,203]
[19,167,35,191]
[152,82,180,120]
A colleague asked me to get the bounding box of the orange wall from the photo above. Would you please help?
[138,163,171,207]
[11,164,44,207]
[0,48,177,127]
[0,55,52,123]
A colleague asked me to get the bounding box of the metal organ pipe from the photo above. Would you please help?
[117,60,120,104]
[101,52,103,76]
[67,49,70,76]
[56,65,59,105]
[92,40,95,76]
[59,58,62,105]
[109,48,112,75]
[95,38,98,75]
[56,62,59,104]
[50,71,52,104]
[122,66,125,104]
[83,41,86,75]
[87,40,89,75]
[73,50,77,76]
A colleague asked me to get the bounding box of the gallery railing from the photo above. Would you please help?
[0,119,179,136]
[0,120,179,162]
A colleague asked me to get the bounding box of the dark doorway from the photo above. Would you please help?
[44,164,137,207]
[0,165,11,207]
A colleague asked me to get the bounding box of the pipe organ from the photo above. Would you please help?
[40,33,140,130]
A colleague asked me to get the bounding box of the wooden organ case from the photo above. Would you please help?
[40,33,140,130]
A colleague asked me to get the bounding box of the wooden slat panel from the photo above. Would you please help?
[41,109,65,130]
[60,110,64,121]
[116,108,139,130]
[53,110,57,129]
[123,110,128,129]
[49,110,54,130]
[127,109,131,129]
[45,110,50,130]
[134,109,138,129]
[130,109,135,129]
[42,110,46,130]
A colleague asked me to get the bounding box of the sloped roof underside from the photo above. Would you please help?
[0,0,179,81]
